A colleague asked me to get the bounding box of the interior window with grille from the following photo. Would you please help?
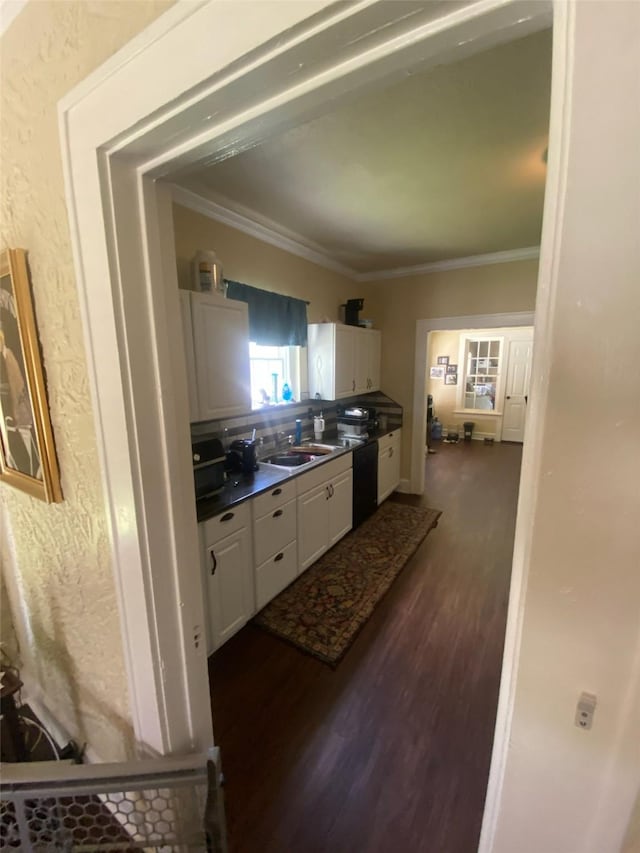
[464,338,501,410]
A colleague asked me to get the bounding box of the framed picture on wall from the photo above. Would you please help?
[446,363,458,374]
[437,356,449,365]
[430,366,445,379]
[444,373,458,385]
[0,248,63,502]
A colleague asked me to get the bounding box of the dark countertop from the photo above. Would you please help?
[196,465,296,522]
[195,426,401,523]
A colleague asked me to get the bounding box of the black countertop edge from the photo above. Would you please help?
[195,426,402,524]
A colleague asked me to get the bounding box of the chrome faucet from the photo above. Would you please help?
[276,430,294,448]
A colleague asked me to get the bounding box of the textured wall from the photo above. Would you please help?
[0,0,175,761]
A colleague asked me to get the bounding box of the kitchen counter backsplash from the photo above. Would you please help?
[190,391,402,450]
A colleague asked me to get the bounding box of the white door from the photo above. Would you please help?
[502,337,533,442]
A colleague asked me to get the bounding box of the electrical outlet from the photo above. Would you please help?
[575,692,597,730]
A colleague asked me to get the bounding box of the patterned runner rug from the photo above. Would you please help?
[253,501,442,666]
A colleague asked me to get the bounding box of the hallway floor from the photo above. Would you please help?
[208,439,523,853]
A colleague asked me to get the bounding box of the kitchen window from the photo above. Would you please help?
[459,336,503,412]
[249,343,302,408]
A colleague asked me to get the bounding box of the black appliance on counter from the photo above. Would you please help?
[352,439,378,529]
[193,437,226,500]
[227,438,259,475]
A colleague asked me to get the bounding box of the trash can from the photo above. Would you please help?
[463,421,475,442]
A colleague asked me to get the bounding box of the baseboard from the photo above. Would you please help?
[397,478,412,493]
[472,431,500,442]
[20,673,104,764]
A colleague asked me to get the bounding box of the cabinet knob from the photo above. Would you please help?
[210,550,217,576]
[272,488,282,496]
[389,447,394,457]
[273,509,283,518]
[220,511,234,522]
[274,552,284,562]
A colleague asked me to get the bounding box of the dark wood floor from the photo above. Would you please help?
[209,439,523,853]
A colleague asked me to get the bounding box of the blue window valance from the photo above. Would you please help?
[225,280,308,347]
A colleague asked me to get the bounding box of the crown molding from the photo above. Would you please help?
[170,184,359,280]
[171,184,540,282]
[355,246,541,281]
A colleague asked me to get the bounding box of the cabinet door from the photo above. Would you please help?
[191,291,251,420]
[297,482,330,572]
[368,330,381,392]
[253,498,296,566]
[328,468,353,546]
[205,526,253,652]
[377,433,401,504]
[334,324,356,398]
[255,539,297,610]
[179,291,199,421]
[353,327,369,394]
[354,328,381,393]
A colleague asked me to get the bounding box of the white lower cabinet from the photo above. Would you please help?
[201,452,357,653]
[201,503,254,654]
[255,539,298,611]
[252,481,298,610]
[297,454,353,572]
[377,428,402,504]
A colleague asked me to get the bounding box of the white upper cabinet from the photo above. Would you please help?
[355,328,381,393]
[184,290,251,421]
[308,323,381,400]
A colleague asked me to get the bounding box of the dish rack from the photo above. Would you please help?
[0,748,227,852]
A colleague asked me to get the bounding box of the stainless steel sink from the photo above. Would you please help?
[259,442,344,473]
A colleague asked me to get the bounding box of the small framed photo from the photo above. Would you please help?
[444,373,458,385]
[430,366,445,379]
[437,356,449,365]
[446,363,458,374]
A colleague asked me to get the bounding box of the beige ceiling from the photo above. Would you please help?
[183,28,552,276]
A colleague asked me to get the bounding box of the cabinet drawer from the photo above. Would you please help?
[253,498,297,566]
[252,479,296,518]
[255,540,298,610]
[378,429,400,454]
[295,452,352,497]
[202,501,250,544]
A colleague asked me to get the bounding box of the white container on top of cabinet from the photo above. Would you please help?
[307,323,381,400]
[377,428,402,504]
[179,289,251,422]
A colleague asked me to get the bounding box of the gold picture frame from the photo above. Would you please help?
[0,248,62,502]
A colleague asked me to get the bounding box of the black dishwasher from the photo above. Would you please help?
[352,440,378,529]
